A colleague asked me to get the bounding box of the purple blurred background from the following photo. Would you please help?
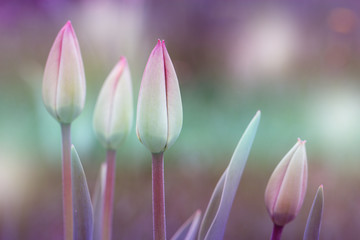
[1,0,360,239]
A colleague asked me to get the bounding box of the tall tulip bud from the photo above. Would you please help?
[265,138,308,226]
[42,21,86,123]
[136,40,183,153]
[93,57,133,150]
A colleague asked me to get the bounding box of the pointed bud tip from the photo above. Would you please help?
[156,39,166,48]
[119,56,126,62]
[116,56,127,68]
[64,21,74,31]
[297,138,307,145]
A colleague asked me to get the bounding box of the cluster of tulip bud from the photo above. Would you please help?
[42,21,323,240]
[42,21,183,240]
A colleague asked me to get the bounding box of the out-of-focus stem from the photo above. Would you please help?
[271,224,284,240]
[61,123,73,240]
[102,149,117,240]
[152,152,166,240]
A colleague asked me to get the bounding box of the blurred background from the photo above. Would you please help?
[1,0,360,239]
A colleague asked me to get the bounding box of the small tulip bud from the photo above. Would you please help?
[93,57,133,150]
[265,138,308,226]
[136,40,183,153]
[42,21,86,123]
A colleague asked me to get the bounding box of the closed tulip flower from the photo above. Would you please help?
[136,39,183,154]
[42,21,86,240]
[93,57,133,240]
[265,139,308,240]
[42,21,86,124]
[136,40,182,240]
[93,57,133,150]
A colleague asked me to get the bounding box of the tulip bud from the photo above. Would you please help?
[136,40,182,153]
[42,21,86,123]
[93,57,133,150]
[265,138,308,226]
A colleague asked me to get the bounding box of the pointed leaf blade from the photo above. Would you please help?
[303,185,324,240]
[92,162,107,240]
[71,145,93,240]
[198,111,261,240]
[198,169,227,240]
[171,210,202,240]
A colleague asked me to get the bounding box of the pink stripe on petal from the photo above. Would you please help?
[106,58,126,138]
[66,22,86,105]
[161,41,183,150]
[42,22,67,117]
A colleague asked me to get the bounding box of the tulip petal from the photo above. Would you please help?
[136,40,168,153]
[56,23,86,123]
[303,185,324,240]
[93,58,133,149]
[92,163,107,240]
[71,146,93,240]
[162,41,183,150]
[171,210,202,240]
[42,24,67,118]
[198,111,261,240]
[108,60,133,148]
[274,142,307,223]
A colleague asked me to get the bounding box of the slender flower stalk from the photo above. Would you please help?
[152,153,166,240]
[61,124,73,240]
[101,150,116,240]
[271,225,284,240]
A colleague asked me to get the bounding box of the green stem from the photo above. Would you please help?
[270,224,284,240]
[61,123,73,240]
[152,152,166,240]
[102,149,117,240]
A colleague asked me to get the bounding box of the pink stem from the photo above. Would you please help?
[61,123,73,240]
[102,149,117,240]
[271,224,284,240]
[152,153,166,240]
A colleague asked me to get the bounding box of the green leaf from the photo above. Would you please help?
[171,210,202,240]
[92,162,107,240]
[303,185,324,240]
[71,145,93,240]
[198,111,261,240]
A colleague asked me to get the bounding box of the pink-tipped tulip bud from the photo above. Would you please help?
[42,21,86,123]
[136,40,183,154]
[265,138,308,226]
[93,57,133,150]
